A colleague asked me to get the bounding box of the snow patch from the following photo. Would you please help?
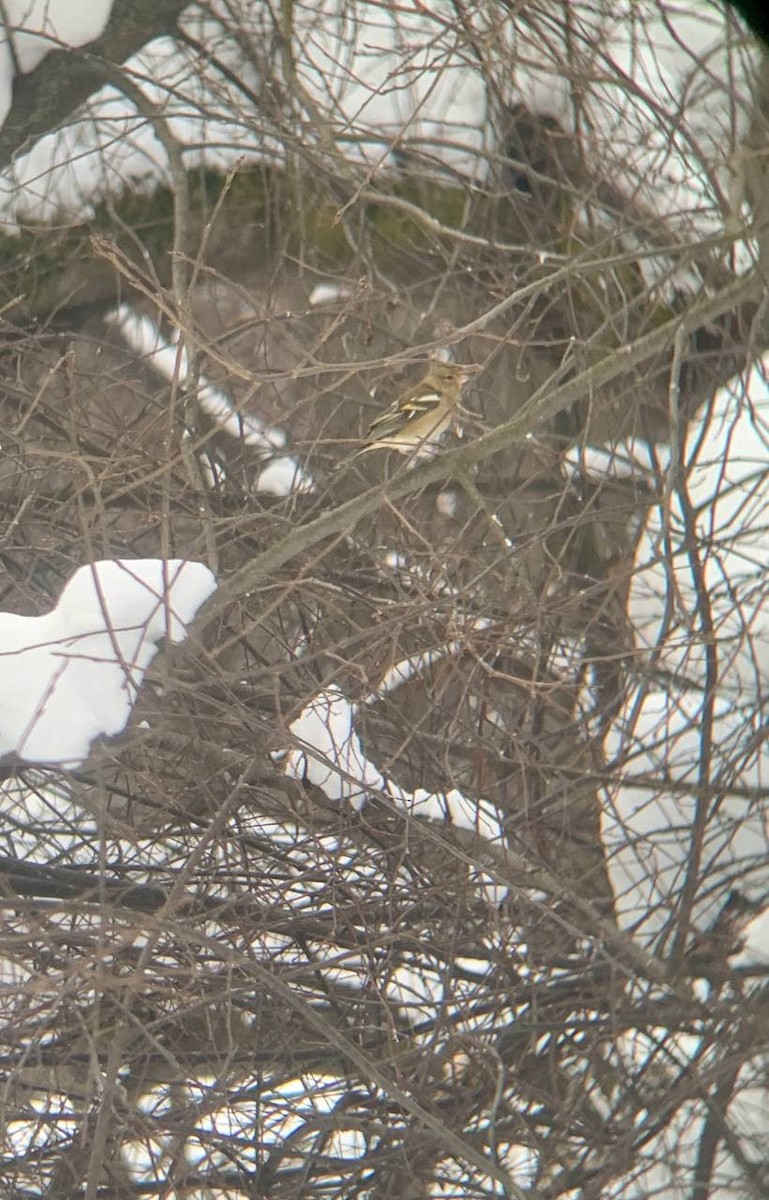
[0,558,216,766]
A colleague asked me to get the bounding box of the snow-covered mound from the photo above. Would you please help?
[0,558,216,766]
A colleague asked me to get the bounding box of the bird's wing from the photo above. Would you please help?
[367,387,444,440]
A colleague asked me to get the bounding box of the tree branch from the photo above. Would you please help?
[0,0,187,170]
[203,268,764,620]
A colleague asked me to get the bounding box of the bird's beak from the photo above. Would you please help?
[457,364,480,382]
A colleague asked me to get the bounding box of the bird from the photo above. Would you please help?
[350,360,475,461]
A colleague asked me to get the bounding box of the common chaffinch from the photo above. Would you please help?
[352,360,475,460]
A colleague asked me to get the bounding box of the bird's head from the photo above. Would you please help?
[429,361,478,388]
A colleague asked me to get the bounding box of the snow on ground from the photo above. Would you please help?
[284,677,508,851]
[604,1025,769,1200]
[630,358,769,695]
[563,437,667,485]
[558,354,769,1200]
[308,282,353,307]
[506,3,756,230]
[287,0,491,177]
[571,360,769,957]
[0,558,216,766]
[281,637,508,903]
[0,0,113,125]
[0,1,758,250]
[603,683,768,952]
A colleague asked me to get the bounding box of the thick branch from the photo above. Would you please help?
[0,0,187,169]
